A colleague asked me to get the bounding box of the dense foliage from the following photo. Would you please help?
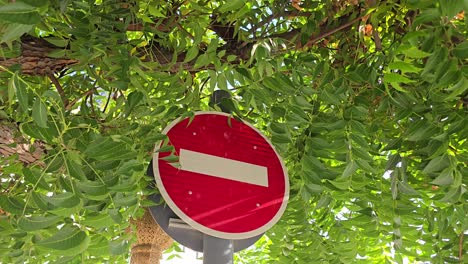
[0,0,467,263]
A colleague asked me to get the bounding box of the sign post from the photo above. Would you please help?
[152,112,289,263]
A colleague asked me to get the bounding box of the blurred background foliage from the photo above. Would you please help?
[0,0,466,263]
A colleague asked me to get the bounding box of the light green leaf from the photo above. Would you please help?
[32,99,48,128]
[36,226,90,256]
[18,215,61,231]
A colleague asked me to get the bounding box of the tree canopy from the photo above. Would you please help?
[0,0,467,263]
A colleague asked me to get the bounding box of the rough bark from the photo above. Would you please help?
[131,208,173,264]
[0,36,77,76]
[0,122,44,165]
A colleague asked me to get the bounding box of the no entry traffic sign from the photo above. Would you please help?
[153,112,289,239]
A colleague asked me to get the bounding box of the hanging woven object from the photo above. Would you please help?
[131,207,172,264]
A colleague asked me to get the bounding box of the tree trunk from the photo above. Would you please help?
[131,208,173,264]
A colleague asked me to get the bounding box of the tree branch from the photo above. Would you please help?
[47,72,69,106]
[65,89,95,111]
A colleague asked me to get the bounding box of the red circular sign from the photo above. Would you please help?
[153,112,289,239]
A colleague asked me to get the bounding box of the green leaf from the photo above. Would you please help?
[401,47,431,58]
[305,183,324,194]
[423,155,450,174]
[82,213,114,229]
[109,238,129,255]
[184,46,199,62]
[356,159,376,174]
[0,2,40,24]
[113,194,137,207]
[18,215,61,231]
[10,73,28,112]
[398,182,420,196]
[452,41,468,59]
[65,157,86,181]
[31,192,50,211]
[20,122,58,142]
[218,0,245,12]
[439,187,462,203]
[36,226,90,256]
[0,195,30,215]
[431,169,453,186]
[388,61,421,73]
[271,134,291,144]
[32,99,48,128]
[88,235,110,256]
[342,161,357,178]
[22,167,49,190]
[76,180,108,198]
[383,73,415,84]
[84,136,136,161]
[45,193,80,208]
[1,24,33,43]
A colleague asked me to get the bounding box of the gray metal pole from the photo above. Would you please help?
[203,234,233,264]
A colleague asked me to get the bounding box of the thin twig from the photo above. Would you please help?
[102,88,113,113]
[199,77,210,94]
[303,15,365,48]
[89,92,96,116]
[373,29,382,51]
[47,71,69,106]
[65,90,94,111]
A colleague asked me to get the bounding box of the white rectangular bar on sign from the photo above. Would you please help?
[179,149,268,187]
